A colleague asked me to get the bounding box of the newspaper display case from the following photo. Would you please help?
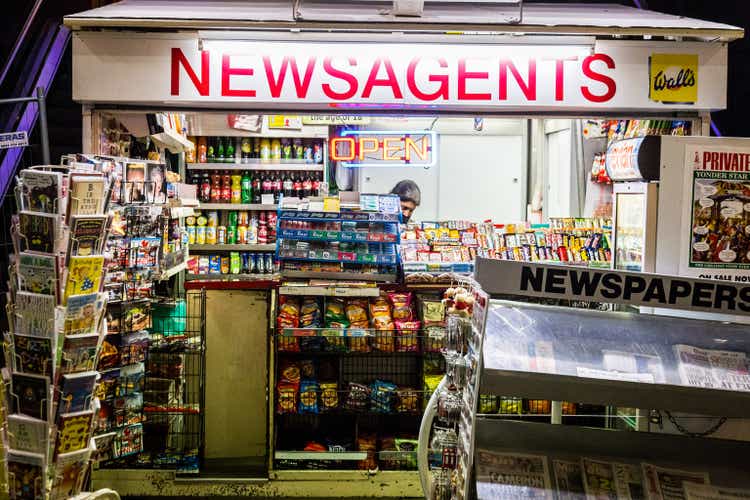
[417,258,750,499]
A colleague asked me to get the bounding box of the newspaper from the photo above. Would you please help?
[674,344,750,392]
[475,449,553,499]
[684,484,750,500]
[553,460,586,500]
[642,463,710,500]
[603,350,666,383]
[577,367,655,383]
[581,458,644,499]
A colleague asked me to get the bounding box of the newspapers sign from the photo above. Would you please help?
[474,258,750,315]
[0,131,28,149]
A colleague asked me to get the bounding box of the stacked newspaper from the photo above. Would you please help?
[674,345,750,391]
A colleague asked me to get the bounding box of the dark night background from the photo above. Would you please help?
[0,0,749,159]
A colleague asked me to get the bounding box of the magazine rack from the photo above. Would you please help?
[2,161,115,499]
[419,258,750,500]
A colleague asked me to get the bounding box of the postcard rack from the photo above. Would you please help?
[2,162,117,499]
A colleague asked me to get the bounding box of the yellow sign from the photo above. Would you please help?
[267,115,302,129]
[649,54,698,104]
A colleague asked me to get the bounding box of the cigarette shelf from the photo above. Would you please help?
[185,273,280,281]
[280,270,398,282]
[190,244,276,252]
[278,210,401,224]
[278,228,399,243]
[278,251,398,265]
[197,203,278,210]
[187,161,324,171]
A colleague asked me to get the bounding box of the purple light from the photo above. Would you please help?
[633,0,643,8]
[710,119,723,137]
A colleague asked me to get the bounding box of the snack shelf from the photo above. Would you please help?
[280,328,431,337]
[274,451,368,461]
[187,161,324,171]
[279,285,381,297]
[185,273,281,281]
[473,418,750,484]
[281,270,398,282]
[278,251,398,265]
[278,211,401,224]
[402,262,474,273]
[197,202,278,210]
[278,228,399,244]
[190,244,277,252]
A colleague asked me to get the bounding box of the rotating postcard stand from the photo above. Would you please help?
[419,258,750,500]
[1,163,116,499]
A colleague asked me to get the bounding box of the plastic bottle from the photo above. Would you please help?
[271,138,282,161]
[283,171,293,198]
[226,137,236,164]
[260,138,271,162]
[302,173,312,199]
[281,138,292,160]
[252,137,260,159]
[272,172,283,203]
[186,137,196,163]
[241,171,252,203]
[200,173,211,202]
[312,172,321,197]
[210,172,222,202]
[231,173,242,204]
[292,173,303,199]
[241,138,252,163]
[216,137,225,163]
[252,172,262,203]
[198,137,207,163]
[221,171,232,202]
[207,137,216,163]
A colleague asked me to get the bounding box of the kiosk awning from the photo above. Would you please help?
[64,1,743,41]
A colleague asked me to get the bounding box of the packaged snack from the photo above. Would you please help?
[345,299,369,324]
[423,356,443,375]
[324,298,346,324]
[344,382,370,412]
[299,335,325,352]
[420,298,445,326]
[319,382,339,412]
[395,438,418,469]
[395,320,420,353]
[277,336,300,352]
[423,325,446,353]
[321,329,346,352]
[369,296,391,320]
[298,380,319,414]
[299,359,316,380]
[497,397,520,415]
[357,433,378,470]
[277,296,300,329]
[348,321,371,353]
[276,382,297,414]
[370,380,398,413]
[372,330,395,352]
[300,298,322,328]
[379,436,398,470]
[423,374,443,399]
[396,388,420,413]
[479,395,499,414]
[388,292,414,321]
[280,361,301,385]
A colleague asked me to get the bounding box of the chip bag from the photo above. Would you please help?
[388,292,414,321]
[298,380,319,414]
[345,299,369,324]
[344,382,370,411]
[276,382,298,414]
[348,321,371,353]
[324,298,346,325]
[370,380,398,413]
[395,320,420,353]
[319,382,339,412]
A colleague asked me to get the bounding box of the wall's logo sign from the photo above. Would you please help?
[649,53,698,104]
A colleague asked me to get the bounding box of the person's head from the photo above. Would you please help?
[390,180,421,222]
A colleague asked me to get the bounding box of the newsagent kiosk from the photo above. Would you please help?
[62,1,745,497]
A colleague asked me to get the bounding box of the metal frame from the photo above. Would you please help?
[612,181,658,273]
[0,86,50,164]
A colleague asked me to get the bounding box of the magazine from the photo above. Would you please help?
[577,367,656,384]
[674,345,750,391]
[19,170,62,214]
[553,460,586,499]
[115,423,144,458]
[18,211,58,254]
[684,484,750,500]
[54,410,94,456]
[6,414,49,455]
[63,292,105,336]
[60,333,100,374]
[63,255,105,305]
[91,431,117,463]
[14,291,56,337]
[12,333,54,377]
[642,463,710,500]
[581,458,619,499]
[50,447,92,500]
[7,450,46,500]
[475,449,553,499]
[11,372,50,421]
[57,371,98,415]
[16,252,57,297]
[614,463,646,500]
[66,215,108,262]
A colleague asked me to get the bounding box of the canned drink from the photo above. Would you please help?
[227,225,237,244]
[220,255,230,274]
[227,210,238,228]
[199,256,210,274]
[256,252,265,274]
[186,225,196,245]
[249,253,259,273]
[209,255,221,274]
[206,211,219,227]
[205,226,217,245]
[237,225,248,244]
[217,226,227,245]
[196,226,207,245]
[230,252,241,274]
[264,253,274,274]
[241,252,251,274]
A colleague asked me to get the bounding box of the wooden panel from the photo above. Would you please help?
[204,290,268,459]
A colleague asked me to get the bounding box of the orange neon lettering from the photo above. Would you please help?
[330,137,356,161]
[405,137,428,161]
[359,137,380,160]
[383,137,401,161]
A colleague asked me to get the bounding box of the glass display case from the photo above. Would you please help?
[612,182,658,273]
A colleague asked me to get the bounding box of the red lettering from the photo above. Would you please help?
[458,60,491,100]
[581,54,616,103]
[263,56,316,98]
[711,152,720,169]
[499,59,536,101]
[406,58,449,101]
[322,57,358,100]
[553,57,578,101]
[221,55,255,97]
[703,151,711,169]
[362,58,403,99]
[171,48,209,96]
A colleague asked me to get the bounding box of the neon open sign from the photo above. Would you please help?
[330,130,437,168]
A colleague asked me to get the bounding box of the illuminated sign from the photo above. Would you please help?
[649,53,698,104]
[330,130,437,168]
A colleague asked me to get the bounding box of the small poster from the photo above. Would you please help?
[684,144,750,282]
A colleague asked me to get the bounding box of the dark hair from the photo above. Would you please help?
[390,180,421,206]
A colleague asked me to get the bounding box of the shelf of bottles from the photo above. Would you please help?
[276,206,401,282]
